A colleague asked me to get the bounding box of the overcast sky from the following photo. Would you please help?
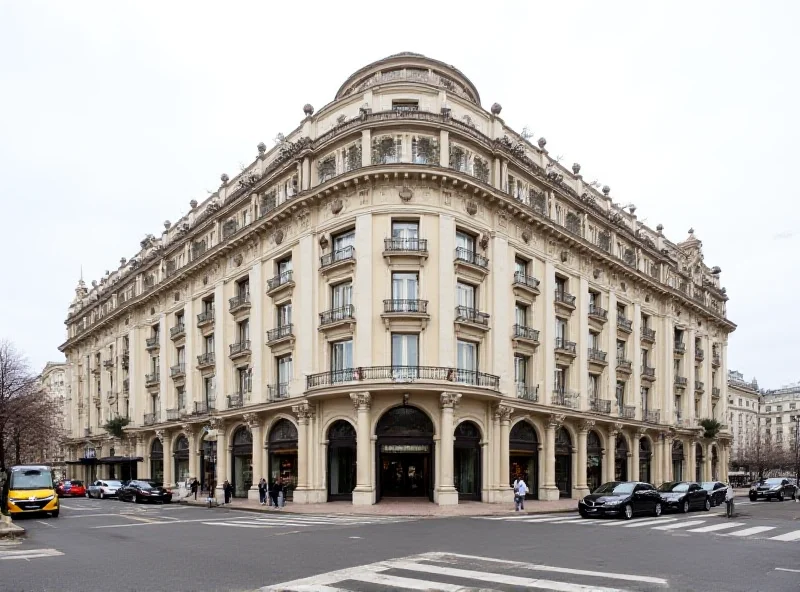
[1,1,797,387]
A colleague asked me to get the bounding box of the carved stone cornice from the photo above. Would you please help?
[440,392,462,409]
[180,423,195,437]
[609,422,623,437]
[292,402,315,422]
[207,416,225,434]
[579,419,596,432]
[548,413,566,429]
[350,392,371,411]
[242,413,260,429]
[494,404,513,423]
[154,429,165,443]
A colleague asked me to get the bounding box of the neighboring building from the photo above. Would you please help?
[760,382,800,454]
[727,370,760,464]
[37,361,68,477]
[58,52,735,505]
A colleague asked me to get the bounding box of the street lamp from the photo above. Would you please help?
[792,415,800,499]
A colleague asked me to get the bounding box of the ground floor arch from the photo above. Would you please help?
[509,420,539,499]
[454,421,481,500]
[231,426,253,497]
[268,418,298,500]
[375,405,434,501]
[327,420,356,501]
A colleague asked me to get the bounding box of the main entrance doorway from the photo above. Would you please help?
[555,427,572,498]
[454,421,481,500]
[615,436,629,481]
[509,420,538,499]
[375,406,434,501]
[587,430,603,492]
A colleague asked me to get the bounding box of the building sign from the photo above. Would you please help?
[381,444,429,453]
[84,447,96,459]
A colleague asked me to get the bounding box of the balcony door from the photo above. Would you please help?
[391,334,419,379]
[392,273,418,301]
[456,282,475,309]
[331,340,353,383]
[455,231,475,254]
[333,230,355,253]
[456,340,477,384]
[392,221,419,240]
[332,282,353,309]
[277,302,292,327]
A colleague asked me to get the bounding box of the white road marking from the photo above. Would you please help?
[775,567,800,573]
[548,517,589,524]
[652,520,706,531]
[571,519,605,525]
[769,530,800,542]
[614,518,679,528]
[687,522,746,533]
[523,516,579,523]
[35,520,56,528]
[344,571,466,591]
[0,548,64,561]
[726,526,777,537]
[479,513,557,520]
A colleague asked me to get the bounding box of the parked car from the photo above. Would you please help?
[657,481,710,513]
[87,480,123,499]
[117,480,173,504]
[701,481,728,507]
[749,478,797,502]
[578,481,662,520]
[55,480,86,498]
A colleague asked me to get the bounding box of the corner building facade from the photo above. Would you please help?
[59,53,735,505]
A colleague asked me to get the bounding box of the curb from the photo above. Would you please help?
[0,522,25,539]
[177,499,577,518]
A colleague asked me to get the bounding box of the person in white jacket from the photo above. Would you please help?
[513,477,528,511]
[725,483,735,518]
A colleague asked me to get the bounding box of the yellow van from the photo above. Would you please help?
[5,465,59,517]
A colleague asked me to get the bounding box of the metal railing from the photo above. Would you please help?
[516,383,539,402]
[641,327,656,341]
[588,305,608,319]
[145,372,160,386]
[590,399,612,414]
[588,348,607,362]
[320,246,355,268]
[122,378,129,393]
[618,405,636,419]
[712,387,721,398]
[513,324,540,341]
[166,409,181,421]
[269,383,290,401]
[552,389,579,408]
[228,393,247,408]
[642,366,656,378]
[145,336,159,349]
[555,337,577,354]
[170,324,185,339]
[267,270,294,291]
[383,299,428,314]
[513,271,540,291]
[229,293,251,311]
[229,340,251,356]
[102,359,114,369]
[674,341,685,353]
[617,317,633,331]
[554,290,576,306]
[384,237,427,252]
[319,305,355,326]
[695,381,705,391]
[267,324,294,343]
[675,376,688,386]
[454,247,489,269]
[306,365,500,390]
[170,363,185,377]
[455,306,490,326]
[197,309,215,325]
[194,400,214,415]
[645,409,661,424]
[143,411,160,426]
[712,353,721,366]
[121,352,129,368]
[197,352,215,367]
[617,358,632,370]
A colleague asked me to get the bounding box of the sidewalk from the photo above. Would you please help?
[0,515,24,539]
[178,496,577,517]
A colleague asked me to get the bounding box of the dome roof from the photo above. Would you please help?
[335,52,482,105]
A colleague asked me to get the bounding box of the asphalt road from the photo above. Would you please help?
[3,496,800,592]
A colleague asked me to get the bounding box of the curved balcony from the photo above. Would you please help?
[268,383,290,402]
[641,327,656,343]
[145,372,160,388]
[229,340,251,360]
[555,338,577,364]
[454,247,489,282]
[588,348,608,371]
[552,389,579,408]
[695,348,705,362]
[516,383,539,402]
[617,317,633,333]
[382,299,430,330]
[320,246,356,278]
[197,352,215,370]
[512,324,540,349]
[590,399,612,414]
[170,363,185,379]
[554,290,576,314]
[513,272,540,300]
[306,365,500,392]
[267,270,295,299]
[197,309,215,329]
[319,305,356,339]
[454,306,490,338]
[675,376,688,389]
[267,324,295,350]
[642,366,656,382]
[383,237,428,266]
[229,293,251,315]
[170,324,186,341]
[674,341,685,355]
[588,305,608,330]
[616,358,633,375]
[145,337,159,351]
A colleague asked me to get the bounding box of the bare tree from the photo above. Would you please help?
[734,428,795,479]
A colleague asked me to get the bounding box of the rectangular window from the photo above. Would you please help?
[514,355,528,385]
[392,100,419,111]
[456,281,476,309]
[151,356,159,373]
[242,208,251,226]
[204,335,214,354]
[515,303,528,326]
[674,358,681,375]
[554,367,566,391]
[278,256,292,275]
[177,347,185,365]
[589,331,599,350]
[277,355,293,385]
[616,303,626,319]
[589,374,599,402]
[642,349,649,367]
[392,272,419,300]
[514,257,528,277]
[616,381,625,408]
[277,302,292,327]
[175,311,184,326]
[555,276,567,295]
[391,220,419,239]
[641,314,650,329]
[331,281,353,308]
[556,318,568,341]
[455,230,475,253]
[204,376,215,406]
[237,278,250,297]
[333,230,355,252]
[331,340,353,381]
[238,319,250,343]
[238,367,251,394]
[456,340,478,383]
[589,291,599,308]
[391,334,419,379]
[203,298,214,313]
[641,387,649,414]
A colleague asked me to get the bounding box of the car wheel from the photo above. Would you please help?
[704,498,711,511]
[750,495,757,502]
[579,510,589,518]
[777,492,784,502]
[623,504,634,520]
[99,491,104,499]
[682,500,690,513]
[653,503,662,517]
[51,510,59,518]
[135,496,143,504]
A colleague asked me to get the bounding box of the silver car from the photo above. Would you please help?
[87,479,123,499]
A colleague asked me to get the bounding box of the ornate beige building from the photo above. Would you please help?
[59,53,734,505]
[727,370,760,463]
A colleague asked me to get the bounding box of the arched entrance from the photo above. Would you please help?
[509,421,538,499]
[327,420,356,501]
[455,421,481,500]
[639,438,652,484]
[586,431,603,492]
[375,406,434,501]
[615,437,629,481]
[711,446,719,480]
[672,440,685,481]
[231,426,253,497]
[695,443,704,482]
[174,435,189,484]
[268,419,298,500]
[200,430,217,493]
[555,427,572,498]
[150,439,164,485]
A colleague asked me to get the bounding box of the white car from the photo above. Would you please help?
[87,480,123,499]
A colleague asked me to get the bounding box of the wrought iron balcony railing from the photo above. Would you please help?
[695,348,705,361]
[267,270,294,292]
[554,290,576,307]
[516,383,539,402]
[306,365,500,390]
[197,309,215,326]
[170,363,185,377]
[642,366,656,378]
[229,340,251,357]
[228,393,247,408]
[383,299,428,314]
[712,386,721,398]
[170,324,185,339]
[122,378,129,393]
[319,305,355,326]
[513,271,540,291]
[166,408,181,421]
[320,246,355,268]
[590,399,612,414]
[618,405,636,419]
[675,376,688,387]
[267,324,294,343]
[641,327,656,341]
[102,359,114,369]
[384,237,428,253]
[454,247,489,269]
[695,381,705,392]
[645,409,661,423]
[145,372,160,386]
[712,353,721,366]
[197,352,215,367]
[617,317,633,332]
[617,358,632,371]
[269,383,290,401]
[229,293,251,312]
[552,389,579,408]
[121,352,129,368]
[588,348,607,362]
[194,400,214,415]
[513,324,540,342]
[143,411,160,426]
[145,337,159,349]
[588,305,608,320]
[455,306,490,326]
[555,337,577,354]
[674,341,685,353]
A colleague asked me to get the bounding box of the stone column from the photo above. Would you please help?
[491,409,501,498]
[291,402,313,504]
[361,129,371,167]
[705,441,714,482]
[437,392,461,505]
[542,413,563,501]
[687,440,697,482]
[631,431,642,482]
[606,424,620,483]
[244,413,262,501]
[576,420,593,497]
[350,392,373,505]
[161,431,173,487]
[439,130,449,168]
[496,404,514,503]
[184,424,199,483]
[210,418,227,500]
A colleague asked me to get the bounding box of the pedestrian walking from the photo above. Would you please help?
[269,478,281,509]
[513,476,528,511]
[258,478,267,505]
[190,478,199,500]
[725,482,735,518]
[223,480,232,504]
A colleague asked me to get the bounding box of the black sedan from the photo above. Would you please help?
[749,478,797,502]
[117,480,173,504]
[579,481,662,520]
[702,481,728,507]
[657,481,710,513]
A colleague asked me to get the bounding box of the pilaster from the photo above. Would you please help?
[606,424,620,483]
[439,130,449,168]
[158,314,168,419]
[354,214,373,366]
[578,277,590,411]
[350,392,374,505]
[543,261,556,404]
[184,298,195,413]
[438,215,456,366]
[576,420,593,497]
[632,303,642,419]
[291,402,313,503]
[245,414,263,501]
[249,261,264,403]
[213,283,227,402]
[361,129,371,168]
[437,392,461,505]
[495,404,514,503]
[542,413,563,501]
[491,235,511,393]
[606,290,618,405]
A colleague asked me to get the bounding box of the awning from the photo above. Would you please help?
[66,458,97,465]
[97,456,143,464]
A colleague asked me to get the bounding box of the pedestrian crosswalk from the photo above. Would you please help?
[202,513,416,530]
[259,551,669,591]
[0,547,64,561]
[476,512,800,542]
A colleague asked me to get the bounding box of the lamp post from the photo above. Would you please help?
[792,415,800,498]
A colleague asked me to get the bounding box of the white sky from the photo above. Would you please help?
[1,1,797,386]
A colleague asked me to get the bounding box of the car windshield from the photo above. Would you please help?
[105,481,122,487]
[658,482,690,492]
[71,480,83,486]
[10,469,54,491]
[763,478,783,486]
[136,482,153,490]
[593,482,635,495]
[701,482,716,491]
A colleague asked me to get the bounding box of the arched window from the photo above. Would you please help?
[376,406,433,438]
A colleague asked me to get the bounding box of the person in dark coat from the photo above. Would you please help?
[269,478,282,508]
[257,478,267,505]
[223,480,232,504]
